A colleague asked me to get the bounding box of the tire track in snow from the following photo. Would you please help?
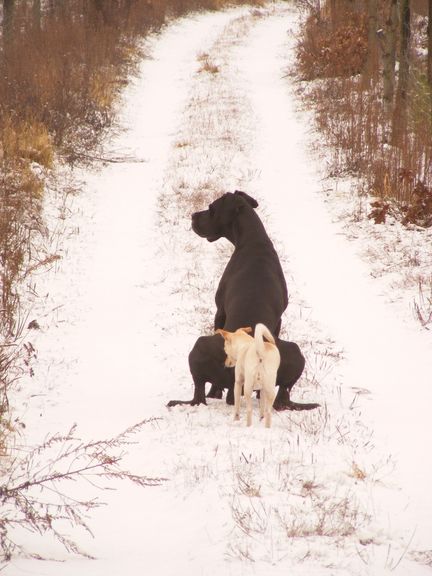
[238,4,432,560]
[157,4,432,573]
[11,8,258,573]
[150,5,427,574]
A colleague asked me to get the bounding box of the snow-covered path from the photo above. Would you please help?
[9,5,432,576]
[240,14,432,550]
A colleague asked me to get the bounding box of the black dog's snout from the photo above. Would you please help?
[191,212,200,231]
[191,206,219,242]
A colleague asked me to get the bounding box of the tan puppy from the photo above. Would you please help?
[216,324,280,428]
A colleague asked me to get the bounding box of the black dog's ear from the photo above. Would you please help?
[234,190,259,209]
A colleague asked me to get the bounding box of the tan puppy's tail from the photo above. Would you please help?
[254,323,275,358]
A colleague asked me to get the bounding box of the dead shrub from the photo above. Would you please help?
[297,9,368,80]
[402,180,432,227]
[0,420,166,563]
[369,172,432,227]
[368,199,391,224]
[197,52,220,74]
[412,277,432,328]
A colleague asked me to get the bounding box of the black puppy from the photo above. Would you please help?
[167,191,319,410]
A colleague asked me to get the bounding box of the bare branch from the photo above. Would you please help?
[0,418,167,565]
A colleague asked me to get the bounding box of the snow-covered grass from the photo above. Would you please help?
[5,3,432,575]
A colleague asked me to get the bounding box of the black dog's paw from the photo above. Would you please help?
[167,398,208,407]
[166,400,181,408]
[273,388,289,411]
[191,398,207,406]
[272,399,287,412]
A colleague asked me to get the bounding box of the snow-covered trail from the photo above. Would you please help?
[9,4,432,576]
[16,9,244,440]
[10,9,250,574]
[239,15,432,549]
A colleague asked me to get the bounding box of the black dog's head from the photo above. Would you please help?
[191,191,259,243]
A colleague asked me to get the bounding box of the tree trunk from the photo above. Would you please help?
[32,0,41,31]
[330,0,337,30]
[382,0,398,109]
[428,0,432,85]
[393,0,411,143]
[366,0,379,80]
[398,0,411,102]
[2,0,15,40]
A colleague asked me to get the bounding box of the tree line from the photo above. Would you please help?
[298,0,432,227]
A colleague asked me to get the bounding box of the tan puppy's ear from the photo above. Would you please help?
[215,329,229,339]
[238,326,252,334]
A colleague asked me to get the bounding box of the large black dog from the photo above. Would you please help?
[167,191,319,411]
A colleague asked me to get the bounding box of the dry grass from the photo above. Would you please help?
[197,52,221,74]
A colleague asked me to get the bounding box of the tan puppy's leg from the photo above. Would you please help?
[264,392,271,428]
[244,376,254,427]
[259,390,265,421]
[234,377,242,421]
[264,386,277,428]
[234,362,244,422]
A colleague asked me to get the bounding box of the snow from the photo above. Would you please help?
[6,4,432,576]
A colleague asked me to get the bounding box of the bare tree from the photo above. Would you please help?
[428,0,432,84]
[393,0,411,140]
[365,0,379,80]
[399,0,411,99]
[32,0,41,30]
[381,0,399,109]
[329,0,337,30]
[2,0,15,40]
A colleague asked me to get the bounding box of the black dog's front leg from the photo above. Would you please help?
[207,318,225,400]
[167,334,233,408]
[190,380,207,405]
